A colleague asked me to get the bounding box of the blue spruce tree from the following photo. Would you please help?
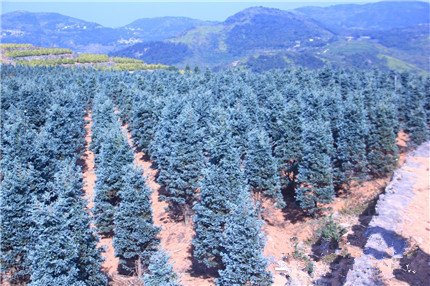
[192,124,243,269]
[216,189,272,286]
[143,249,182,286]
[93,125,134,236]
[296,119,335,212]
[244,128,284,209]
[114,165,160,276]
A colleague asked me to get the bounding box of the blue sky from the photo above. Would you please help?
[1,1,383,27]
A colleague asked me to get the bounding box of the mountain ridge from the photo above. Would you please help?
[1,1,429,73]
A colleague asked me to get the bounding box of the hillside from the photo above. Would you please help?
[122,17,218,42]
[1,11,122,53]
[111,7,335,67]
[2,1,429,72]
[297,1,430,32]
[0,11,215,53]
[111,2,429,73]
[0,43,169,71]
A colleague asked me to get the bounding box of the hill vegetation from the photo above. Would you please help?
[0,44,169,71]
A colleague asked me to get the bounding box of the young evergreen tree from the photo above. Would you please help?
[150,95,184,185]
[296,119,335,212]
[332,93,369,188]
[90,93,117,156]
[1,160,34,284]
[403,83,428,147]
[143,249,182,286]
[29,202,82,286]
[130,92,164,154]
[44,99,85,162]
[51,161,107,285]
[114,165,160,276]
[93,126,134,236]
[216,189,272,286]
[192,128,243,269]
[29,161,107,286]
[275,95,303,190]
[161,104,204,224]
[244,128,284,208]
[366,91,399,177]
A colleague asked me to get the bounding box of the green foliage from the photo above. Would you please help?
[245,128,284,207]
[365,89,399,176]
[112,57,143,64]
[315,215,346,243]
[159,103,204,222]
[192,127,243,269]
[296,119,335,212]
[0,43,33,49]
[5,48,72,58]
[93,125,134,235]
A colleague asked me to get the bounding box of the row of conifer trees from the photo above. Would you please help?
[1,64,428,285]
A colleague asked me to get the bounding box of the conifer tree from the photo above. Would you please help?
[93,125,134,235]
[403,83,428,147]
[130,92,163,153]
[160,104,204,223]
[332,93,369,188]
[296,119,335,212]
[366,90,399,176]
[216,189,272,286]
[51,161,107,285]
[90,93,117,156]
[29,161,107,286]
[114,165,160,275]
[192,127,243,269]
[272,95,303,190]
[150,95,184,185]
[1,160,34,284]
[143,249,182,286]
[244,128,284,208]
[29,203,81,286]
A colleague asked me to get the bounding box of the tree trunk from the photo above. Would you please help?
[184,203,190,226]
[136,255,143,278]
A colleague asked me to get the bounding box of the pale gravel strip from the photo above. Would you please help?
[344,141,430,285]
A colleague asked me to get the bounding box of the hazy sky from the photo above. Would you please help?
[1,1,385,27]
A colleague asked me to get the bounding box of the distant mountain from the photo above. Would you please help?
[1,11,122,53]
[2,1,429,73]
[112,7,335,66]
[297,1,430,32]
[122,17,218,42]
[112,41,192,66]
[0,11,217,53]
